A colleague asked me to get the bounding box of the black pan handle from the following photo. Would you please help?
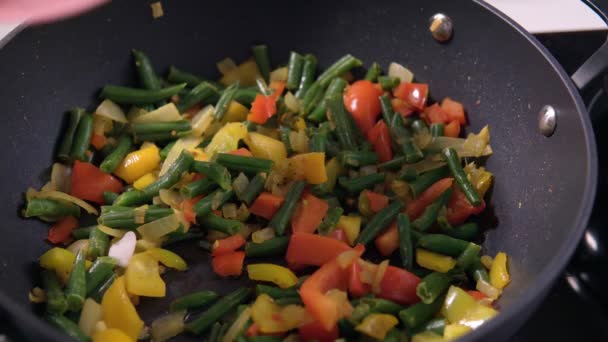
[571,0,608,91]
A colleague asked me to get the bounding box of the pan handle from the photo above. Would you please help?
[571,0,608,91]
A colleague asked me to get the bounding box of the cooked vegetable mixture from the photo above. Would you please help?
[24,46,509,342]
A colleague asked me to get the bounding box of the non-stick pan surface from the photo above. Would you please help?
[0,1,597,341]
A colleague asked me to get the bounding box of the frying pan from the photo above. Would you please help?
[0,0,604,340]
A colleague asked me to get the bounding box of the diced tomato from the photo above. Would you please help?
[366,120,393,163]
[364,190,389,213]
[391,98,415,117]
[422,103,449,124]
[447,186,486,225]
[180,195,203,224]
[393,83,428,110]
[90,133,107,150]
[245,322,260,337]
[228,148,254,157]
[269,80,287,98]
[467,290,487,301]
[444,120,461,138]
[406,178,454,219]
[249,192,285,220]
[286,232,353,267]
[291,193,329,234]
[47,216,79,244]
[377,266,421,305]
[298,321,339,342]
[441,97,467,125]
[247,95,277,124]
[343,80,383,136]
[211,234,246,256]
[211,251,245,277]
[348,260,371,298]
[374,222,399,257]
[70,160,123,204]
[327,229,349,244]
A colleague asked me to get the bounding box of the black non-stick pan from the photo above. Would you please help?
[0,0,604,340]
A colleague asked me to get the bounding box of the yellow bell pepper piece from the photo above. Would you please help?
[489,252,510,289]
[442,286,497,329]
[39,247,92,283]
[146,248,188,271]
[92,328,133,342]
[480,255,493,269]
[294,117,307,131]
[464,162,493,198]
[114,144,160,184]
[221,100,249,123]
[205,122,248,157]
[245,132,287,165]
[355,313,399,340]
[133,173,157,190]
[286,152,327,184]
[416,249,456,273]
[247,264,298,289]
[220,60,260,87]
[189,147,209,162]
[125,253,166,297]
[101,277,144,340]
[322,157,343,192]
[411,331,445,342]
[443,324,472,340]
[251,294,306,333]
[337,215,362,246]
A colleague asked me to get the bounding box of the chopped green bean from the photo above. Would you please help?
[378,76,400,90]
[185,288,251,335]
[268,181,306,235]
[286,52,305,90]
[192,160,232,190]
[41,270,67,315]
[245,236,290,258]
[199,213,242,235]
[170,290,219,312]
[255,284,299,299]
[327,95,358,151]
[214,81,240,120]
[338,173,385,194]
[338,151,378,167]
[193,190,234,218]
[456,242,482,270]
[177,82,219,112]
[70,113,93,162]
[416,272,452,304]
[46,314,90,342]
[380,95,423,163]
[316,54,363,87]
[88,226,109,259]
[399,294,445,329]
[317,207,344,235]
[100,83,186,106]
[215,153,273,174]
[65,249,86,312]
[252,45,271,82]
[364,62,382,82]
[57,108,85,162]
[397,213,414,270]
[98,206,173,228]
[417,234,470,257]
[295,54,317,98]
[412,188,453,232]
[85,256,116,296]
[100,135,133,173]
[24,198,80,219]
[181,178,218,199]
[442,147,482,206]
[430,123,445,137]
[357,200,405,245]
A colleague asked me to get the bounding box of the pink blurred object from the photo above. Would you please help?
[0,0,110,25]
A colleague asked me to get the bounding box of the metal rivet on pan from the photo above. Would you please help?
[538,105,557,137]
[429,13,453,43]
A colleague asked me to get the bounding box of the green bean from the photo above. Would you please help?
[397,213,414,270]
[46,315,90,342]
[430,123,445,137]
[199,213,242,235]
[397,168,418,183]
[275,297,302,306]
[279,126,293,154]
[177,82,220,112]
[100,83,186,105]
[99,135,133,173]
[24,198,80,219]
[255,284,299,299]
[411,119,428,134]
[132,49,164,107]
[357,200,405,245]
[377,157,405,171]
[234,87,259,106]
[192,161,232,190]
[338,173,385,194]
[380,95,423,163]
[252,45,271,82]
[309,129,328,153]
[208,322,223,342]
[445,222,479,241]
[72,226,93,240]
[327,95,358,151]
[245,236,290,258]
[167,66,220,88]
[88,226,109,259]
[170,290,219,312]
[442,147,482,206]
[214,81,240,121]
[295,54,317,98]
[364,62,382,82]
[69,113,93,162]
[351,298,405,322]
[91,273,117,303]
[132,120,192,141]
[136,149,194,198]
[268,180,306,235]
[98,206,173,228]
[101,191,118,205]
[163,231,204,247]
[85,256,116,296]
[316,54,363,87]
[65,249,86,312]
[301,82,324,115]
[416,272,452,304]
[286,51,305,90]
[41,270,68,315]
[181,178,218,199]
[408,166,450,197]
[412,188,453,232]
[307,101,328,122]
[378,76,400,90]
[414,318,447,335]
[317,207,344,235]
[399,294,445,329]
[417,233,469,257]
[215,153,273,174]
[456,243,482,270]
[337,318,357,339]
[193,190,234,217]
[57,108,85,162]
[469,259,490,283]
[338,151,378,167]
[160,141,176,160]
[383,328,403,342]
[185,288,251,335]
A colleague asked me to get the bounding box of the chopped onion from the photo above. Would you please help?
[252,227,275,243]
[358,259,378,285]
[211,192,226,210]
[480,255,493,269]
[173,208,192,232]
[221,203,238,219]
[32,190,98,215]
[222,307,251,342]
[337,250,360,269]
[325,289,353,317]
[476,279,502,300]
[289,130,309,153]
[28,287,45,303]
[426,126,492,158]
[42,163,72,193]
[269,67,288,82]
[93,114,113,136]
[191,105,215,137]
[413,128,433,150]
[388,62,414,83]
[391,180,411,202]
[217,58,238,76]
[284,92,301,112]
[127,106,148,122]
[159,189,183,210]
[372,260,389,294]
[95,99,128,123]
[401,158,446,175]
[137,214,180,241]
[78,298,103,337]
[160,136,203,176]
[108,231,137,267]
[98,225,127,238]
[236,204,250,222]
[151,310,186,342]
[131,103,182,123]
[150,1,164,19]
[135,238,159,253]
[359,165,378,177]
[67,239,89,255]
[134,205,148,225]
[232,173,249,199]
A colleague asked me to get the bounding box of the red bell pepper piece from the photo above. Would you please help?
[70,160,123,204]
[441,97,467,125]
[444,120,461,138]
[286,232,352,267]
[211,234,246,256]
[393,83,428,110]
[447,187,486,225]
[298,321,339,342]
[343,80,383,136]
[374,222,399,257]
[47,216,78,244]
[247,94,278,124]
[228,148,254,157]
[180,195,203,224]
[348,260,371,298]
[245,322,260,337]
[211,251,245,277]
[249,192,285,220]
[421,103,450,125]
[364,190,389,213]
[269,80,287,98]
[327,229,349,244]
[291,193,329,234]
[467,290,487,301]
[377,266,421,305]
[90,133,107,150]
[391,98,415,117]
[366,121,393,163]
